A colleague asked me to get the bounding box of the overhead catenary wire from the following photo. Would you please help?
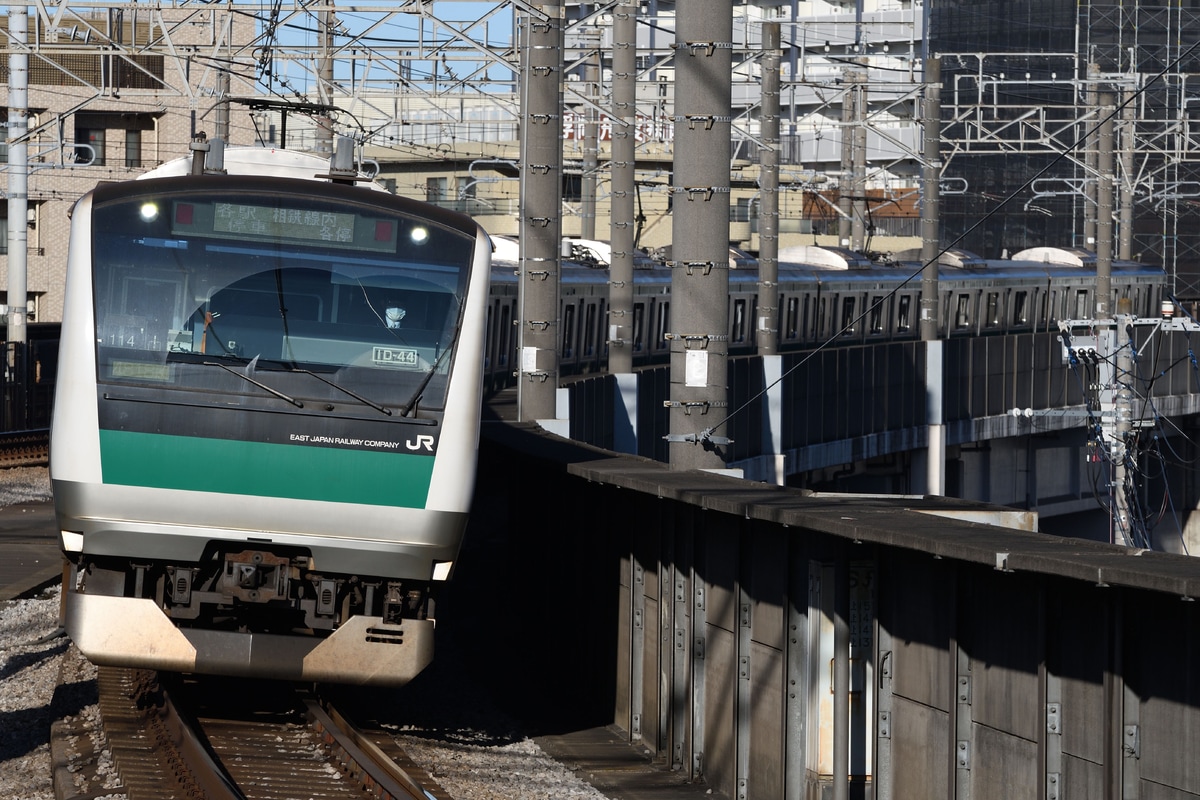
[695,36,1200,449]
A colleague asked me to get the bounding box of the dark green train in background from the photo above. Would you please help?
[51,141,491,685]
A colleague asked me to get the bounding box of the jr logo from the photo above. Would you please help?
[406,434,435,452]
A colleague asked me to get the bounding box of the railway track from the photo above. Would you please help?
[0,428,48,467]
[58,666,448,800]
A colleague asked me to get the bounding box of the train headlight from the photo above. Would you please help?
[139,202,159,221]
[409,225,430,245]
[60,530,84,552]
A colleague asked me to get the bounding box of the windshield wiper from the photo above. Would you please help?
[204,360,303,408]
[400,346,454,417]
[287,367,393,416]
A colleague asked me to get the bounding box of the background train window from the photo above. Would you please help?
[584,303,598,356]
[632,303,645,352]
[732,298,747,343]
[499,304,511,366]
[954,293,972,329]
[897,295,912,332]
[869,295,885,334]
[1074,289,1089,320]
[840,296,856,335]
[1012,291,1028,325]
[815,297,826,340]
[562,303,576,358]
[785,295,800,340]
[655,301,670,351]
[984,291,1000,328]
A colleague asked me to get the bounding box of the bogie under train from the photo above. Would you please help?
[52,143,491,685]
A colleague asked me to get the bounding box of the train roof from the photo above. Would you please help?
[138,146,389,185]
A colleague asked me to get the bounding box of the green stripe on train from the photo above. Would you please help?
[99,429,433,507]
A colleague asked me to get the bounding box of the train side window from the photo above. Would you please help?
[563,303,576,358]
[732,298,747,343]
[1134,287,1143,317]
[584,302,597,356]
[1012,290,1028,325]
[1074,289,1088,320]
[984,291,1000,328]
[632,303,645,352]
[815,297,826,339]
[599,300,607,355]
[656,301,670,350]
[954,293,972,329]
[840,296,856,335]
[785,295,800,340]
[869,295,885,334]
[897,295,912,332]
[498,304,511,366]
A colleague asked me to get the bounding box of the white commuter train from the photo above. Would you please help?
[51,142,491,685]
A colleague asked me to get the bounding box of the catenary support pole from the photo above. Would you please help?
[518,2,564,423]
[608,0,638,453]
[608,0,636,376]
[7,3,28,353]
[581,55,599,241]
[759,22,784,484]
[666,0,732,471]
[921,56,943,495]
[1119,87,1135,262]
[758,22,781,357]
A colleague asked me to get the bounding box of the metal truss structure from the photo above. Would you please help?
[4,1,1200,295]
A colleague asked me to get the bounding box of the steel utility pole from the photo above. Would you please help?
[665,0,732,472]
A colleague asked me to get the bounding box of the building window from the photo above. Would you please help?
[425,177,447,203]
[125,129,142,168]
[76,126,105,165]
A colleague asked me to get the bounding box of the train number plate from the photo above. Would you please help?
[372,346,420,369]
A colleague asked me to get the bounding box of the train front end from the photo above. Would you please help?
[51,165,490,685]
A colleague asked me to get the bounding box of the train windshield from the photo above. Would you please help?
[90,187,476,413]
